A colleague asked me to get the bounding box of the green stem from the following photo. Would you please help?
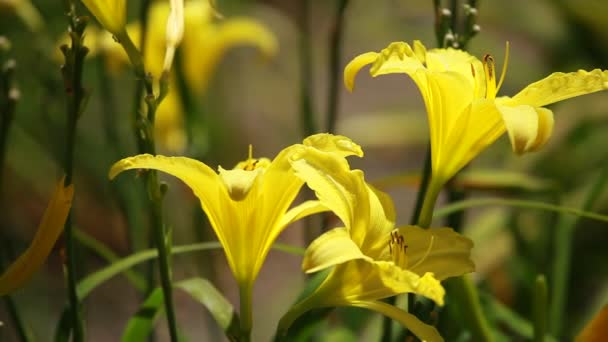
[59,4,89,340]
[534,275,548,342]
[433,197,608,223]
[325,0,349,134]
[549,162,608,338]
[1,240,32,342]
[445,275,494,342]
[239,282,253,341]
[417,178,442,228]
[298,0,316,137]
[120,6,179,340]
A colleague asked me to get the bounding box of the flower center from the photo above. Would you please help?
[389,231,409,269]
[219,145,270,201]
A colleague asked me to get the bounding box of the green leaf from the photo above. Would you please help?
[121,278,239,342]
[433,197,608,223]
[121,288,165,342]
[174,278,240,340]
[455,169,556,193]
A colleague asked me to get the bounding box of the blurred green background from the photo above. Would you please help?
[1,0,608,340]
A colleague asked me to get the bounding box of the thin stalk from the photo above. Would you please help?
[534,275,548,342]
[416,178,442,228]
[298,0,316,137]
[120,8,179,340]
[59,3,89,339]
[381,145,432,342]
[325,0,349,133]
[1,241,32,342]
[549,161,608,338]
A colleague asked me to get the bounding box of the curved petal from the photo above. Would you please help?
[279,200,328,228]
[358,184,395,259]
[108,154,229,249]
[289,149,363,232]
[349,300,443,342]
[344,52,378,92]
[369,42,424,77]
[528,107,554,152]
[302,133,364,158]
[512,69,608,107]
[0,178,74,295]
[496,103,539,154]
[302,228,368,273]
[397,226,475,281]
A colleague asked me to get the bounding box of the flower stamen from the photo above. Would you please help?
[496,41,510,94]
[389,230,408,269]
[483,54,497,99]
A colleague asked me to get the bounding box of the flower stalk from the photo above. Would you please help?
[58,1,90,340]
[325,0,349,133]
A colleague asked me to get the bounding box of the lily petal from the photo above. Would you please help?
[350,300,443,342]
[0,178,74,295]
[279,200,328,228]
[398,226,475,281]
[528,107,554,152]
[343,52,378,92]
[302,133,364,158]
[108,154,228,246]
[512,69,608,108]
[496,103,540,154]
[302,228,369,273]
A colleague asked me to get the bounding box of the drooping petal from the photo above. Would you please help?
[349,300,443,342]
[397,226,475,281]
[0,178,74,295]
[369,42,424,78]
[108,154,230,252]
[317,260,445,305]
[302,228,369,274]
[343,52,378,92]
[528,107,554,152]
[512,69,608,108]
[496,103,540,154]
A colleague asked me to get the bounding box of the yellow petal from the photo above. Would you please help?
[528,107,554,152]
[279,200,328,228]
[576,305,608,342]
[155,87,187,153]
[397,225,475,281]
[302,228,369,273]
[0,178,74,295]
[81,0,127,36]
[496,103,543,154]
[108,154,228,244]
[218,166,263,201]
[369,42,424,77]
[290,150,362,231]
[358,184,396,259]
[302,133,364,158]
[343,51,378,92]
[512,69,608,107]
[318,260,445,305]
[350,300,443,342]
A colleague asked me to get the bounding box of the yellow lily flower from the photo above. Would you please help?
[345,40,608,225]
[80,0,126,36]
[278,146,474,342]
[0,178,74,295]
[98,0,277,152]
[109,133,363,333]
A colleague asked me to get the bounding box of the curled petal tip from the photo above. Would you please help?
[344,52,378,92]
